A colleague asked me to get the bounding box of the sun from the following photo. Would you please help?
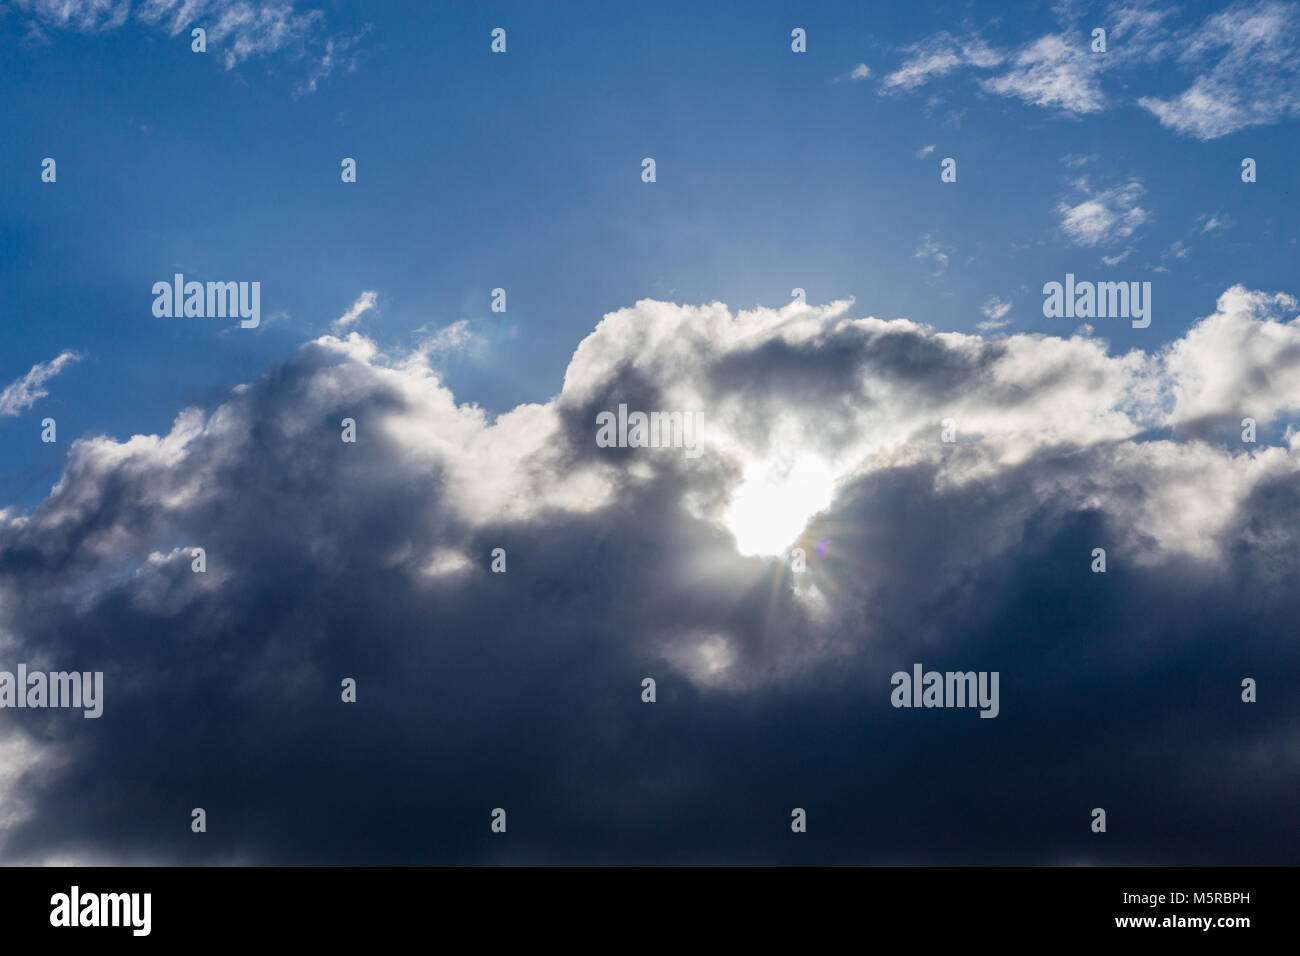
[723,455,837,557]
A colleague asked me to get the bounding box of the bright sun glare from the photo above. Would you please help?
[723,456,837,557]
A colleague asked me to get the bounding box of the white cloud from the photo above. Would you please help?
[1163,286,1300,426]
[880,32,1003,92]
[14,288,1299,595]
[913,234,950,275]
[14,0,362,87]
[295,25,370,97]
[979,297,1012,329]
[880,28,1104,114]
[410,319,478,361]
[332,290,377,331]
[981,34,1106,113]
[835,63,873,84]
[1109,5,1179,51]
[1198,212,1234,234]
[1138,1,1300,139]
[1056,179,1149,247]
[878,3,1299,136]
[136,0,322,68]
[14,0,129,31]
[915,144,936,158]
[0,351,81,418]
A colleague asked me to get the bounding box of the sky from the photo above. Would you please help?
[0,0,1297,864]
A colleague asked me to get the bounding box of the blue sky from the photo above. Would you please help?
[1,1,1298,866]
[3,0,1296,506]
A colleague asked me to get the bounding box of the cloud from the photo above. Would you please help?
[980,34,1106,114]
[1138,1,1300,139]
[13,0,364,87]
[878,3,1300,136]
[915,144,936,158]
[13,0,130,32]
[412,319,478,360]
[978,297,1012,329]
[1198,212,1234,234]
[136,0,324,69]
[881,32,1003,93]
[879,28,1105,114]
[1,291,1298,864]
[1162,286,1300,427]
[1108,4,1179,54]
[914,234,950,275]
[331,290,378,332]
[1056,179,1149,247]
[0,351,81,418]
[294,24,370,97]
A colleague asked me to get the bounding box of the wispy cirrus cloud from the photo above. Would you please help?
[1198,212,1234,234]
[1138,0,1300,139]
[13,0,366,90]
[1056,178,1149,247]
[874,1,1299,137]
[879,27,1104,113]
[880,31,1003,93]
[980,33,1106,114]
[978,296,1012,330]
[12,0,130,32]
[331,290,378,332]
[410,319,479,362]
[914,233,951,275]
[0,351,81,418]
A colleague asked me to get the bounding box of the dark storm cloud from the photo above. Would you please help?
[0,288,1297,864]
